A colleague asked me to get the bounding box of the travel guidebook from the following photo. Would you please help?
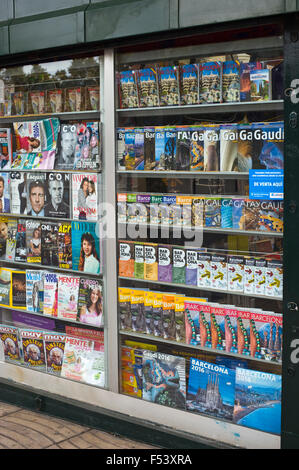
[142,350,186,410]
[233,367,282,434]
[71,221,101,274]
[186,359,236,421]
[72,173,98,221]
[119,70,139,109]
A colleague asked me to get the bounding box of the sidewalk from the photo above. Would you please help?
[0,400,158,449]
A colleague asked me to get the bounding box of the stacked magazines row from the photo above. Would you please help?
[117,121,284,172]
[0,118,101,171]
[119,287,282,363]
[119,241,283,299]
[0,323,105,387]
[0,267,103,326]
[118,193,284,233]
[0,218,101,274]
[121,343,282,435]
[118,58,283,108]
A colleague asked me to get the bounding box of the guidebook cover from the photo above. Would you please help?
[187,358,236,421]
[233,367,282,434]
[137,68,159,107]
[142,350,186,410]
[119,70,139,109]
[199,62,222,103]
[180,64,199,106]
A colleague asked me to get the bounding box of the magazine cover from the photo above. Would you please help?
[6,218,17,261]
[158,66,180,107]
[41,222,59,267]
[0,172,10,213]
[0,216,8,260]
[26,220,41,263]
[58,222,72,269]
[26,270,43,313]
[15,150,56,170]
[44,173,70,219]
[43,271,58,317]
[11,270,26,309]
[118,287,132,331]
[250,311,283,362]
[74,122,100,171]
[26,172,47,217]
[142,350,186,409]
[222,61,240,103]
[187,358,236,421]
[180,64,199,106]
[21,329,46,372]
[0,267,11,306]
[13,118,60,153]
[119,70,139,109]
[0,325,21,364]
[65,325,104,352]
[72,173,98,221]
[199,62,222,103]
[233,367,282,434]
[71,221,100,274]
[61,336,94,382]
[57,274,80,320]
[0,128,12,169]
[55,123,77,170]
[9,171,26,214]
[77,277,103,327]
[44,332,66,376]
[15,219,27,262]
[137,68,159,107]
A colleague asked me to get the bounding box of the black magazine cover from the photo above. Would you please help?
[15,219,27,262]
[44,172,70,219]
[41,222,59,267]
[26,172,47,217]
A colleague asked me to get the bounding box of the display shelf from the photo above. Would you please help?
[118,276,282,302]
[4,168,100,174]
[117,100,284,117]
[118,222,283,238]
[0,259,103,278]
[117,170,250,179]
[0,212,102,224]
[0,304,104,330]
[0,110,100,123]
[119,330,282,369]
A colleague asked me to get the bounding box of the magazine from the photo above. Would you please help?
[43,271,58,317]
[6,218,17,261]
[44,332,66,376]
[74,121,100,171]
[41,222,59,267]
[0,325,21,364]
[13,118,60,153]
[11,270,26,309]
[26,220,42,263]
[0,267,11,306]
[26,172,47,217]
[142,350,186,410]
[0,172,10,213]
[77,277,103,327]
[0,128,12,169]
[21,329,46,372]
[10,172,26,214]
[15,219,27,262]
[72,173,98,221]
[233,367,281,434]
[58,222,72,269]
[61,336,94,382]
[187,358,236,421]
[26,270,43,313]
[11,151,56,170]
[57,274,80,320]
[44,173,70,219]
[71,221,101,274]
[0,216,8,260]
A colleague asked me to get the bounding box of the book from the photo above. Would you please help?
[119,287,132,331]
[158,66,180,106]
[57,274,80,320]
[180,64,199,106]
[43,271,58,317]
[26,220,41,263]
[204,198,221,227]
[240,62,262,102]
[136,194,150,224]
[47,89,63,113]
[11,270,27,309]
[65,87,84,112]
[254,258,267,296]
[250,311,283,362]
[58,222,72,269]
[143,127,156,171]
[0,128,12,169]
[130,289,145,333]
[154,127,167,171]
[21,329,46,372]
[187,358,236,421]
[71,221,101,274]
[175,295,185,343]
[158,245,172,283]
[222,61,240,103]
[259,200,284,233]
[150,195,162,225]
[210,254,227,290]
[197,253,212,289]
[0,172,10,213]
[0,325,21,364]
[44,172,70,219]
[237,309,251,356]
[26,270,44,313]
[119,70,139,109]
[190,126,205,171]
[266,259,283,298]
[220,123,239,172]
[13,118,60,153]
[144,291,154,335]
[137,68,159,107]
[26,172,47,217]
[175,127,191,171]
[134,243,144,280]
[61,336,94,382]
[250,69,271,102]
[134,128,144,170]
[172,246,186,284]
[124,128,135,171]
[44,332,66,376]
[144,243,158,281]
[142,350,186,409]
[186,248,198,286]
[232,198,246,230]
[244,257,256,295]
[272,61,284,100]
[221,198,233,228]
[152,292,163,337]
[204,127,220,171]
[199,62,222,103]
[28,91,45,114]
[233,367,281,434]
[41,222,59,267]
[117,193,127,224]
[253,122,284,170]
[116,128,126,171]
[162,294,176,340]
[185,299,211,347]
[118,240,134,278]
[72,173,98,222]
[228,256,244,293]
[77,277,103,327]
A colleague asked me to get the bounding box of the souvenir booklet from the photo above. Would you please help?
[119,70,139,109]
[158,66,180,107]
[180,64,199,105]
[137,68,159,107]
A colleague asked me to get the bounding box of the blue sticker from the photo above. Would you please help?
[249,170,284,200]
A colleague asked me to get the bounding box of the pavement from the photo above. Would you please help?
[0,400,157,449]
